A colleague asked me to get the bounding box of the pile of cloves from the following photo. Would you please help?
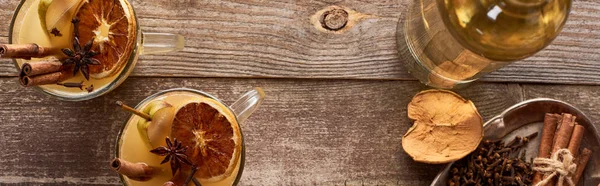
[447,132,538,186]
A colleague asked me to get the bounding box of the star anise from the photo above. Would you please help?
[150,137,193,176]
[61,18,100,80]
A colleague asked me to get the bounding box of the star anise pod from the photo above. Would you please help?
[61,18,100,80]
[150,137,193,176]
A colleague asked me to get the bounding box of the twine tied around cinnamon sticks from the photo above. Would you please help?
[533,149,577,186]
[532,113,593,186]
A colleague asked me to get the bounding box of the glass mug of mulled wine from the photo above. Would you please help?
[7,0,184,101]
[400,0,570,89]
[112,87,265,186]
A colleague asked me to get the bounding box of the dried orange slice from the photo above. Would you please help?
[75,0,137,79]
[172,100,242,183]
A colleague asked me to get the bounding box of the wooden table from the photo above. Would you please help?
[1,0,599,185]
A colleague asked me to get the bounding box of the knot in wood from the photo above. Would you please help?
[320,9,348,31]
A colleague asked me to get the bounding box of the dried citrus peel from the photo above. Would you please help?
[402,89,483,164]
[171,99,242,183]
[75,0,137,79]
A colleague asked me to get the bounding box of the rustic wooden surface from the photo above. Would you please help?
[1,0,600,185]
[1,0,600,83]
[1,78,599,185]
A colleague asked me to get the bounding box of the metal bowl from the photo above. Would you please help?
[430,98,600,186]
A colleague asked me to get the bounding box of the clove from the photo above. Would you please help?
[57,81,84,90]
[447,133,538,185]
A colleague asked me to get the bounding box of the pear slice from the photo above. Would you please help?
[42,0,85,35]
[137,100,175,148]
[38,0,53,36]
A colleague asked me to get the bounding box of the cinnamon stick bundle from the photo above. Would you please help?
[534,113,593,186]
[20,69,73,87]
[18,60,73,87]
[546,113,577,186]
[110,158,155,181]
[0,44,53,59]
[533,113,561,184]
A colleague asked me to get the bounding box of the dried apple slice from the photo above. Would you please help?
[171,101,242,183]
[402,89,483,164]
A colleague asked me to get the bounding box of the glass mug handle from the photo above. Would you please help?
[139,32,185,55]
[230,87,266,124]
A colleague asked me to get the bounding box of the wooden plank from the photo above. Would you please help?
[1,0,600,85]
[0,77,523,185]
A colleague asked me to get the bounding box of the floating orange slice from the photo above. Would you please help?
[172,100,242,183]
[75,0,137,79]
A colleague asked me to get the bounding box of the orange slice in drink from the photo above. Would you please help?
[172,101,242,183]
[75,0,137,79]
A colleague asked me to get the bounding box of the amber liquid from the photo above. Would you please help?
[118,91,241,186]
[439,0,571,61]
[403,0,570,88]
[12,0,134,98]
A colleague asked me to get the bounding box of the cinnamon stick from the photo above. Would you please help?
[561,125,585,186]
[110,158,155,181]
[552,113,576,153]
[20,69,73,87]
[532,113,561,185]
[567,125,585,158]
[572,148,592,185]
[20,60,63,76]
[0,44,53,59]
[546,113,577,186]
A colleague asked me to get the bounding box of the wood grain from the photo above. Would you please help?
[0,77,524,185]
[0,0,599,185]
[521,84,600,139]
[1,0,600,85]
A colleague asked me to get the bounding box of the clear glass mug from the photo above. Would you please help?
[399,0,571,89]
[9,0,184,101]
[116,87,265,186]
